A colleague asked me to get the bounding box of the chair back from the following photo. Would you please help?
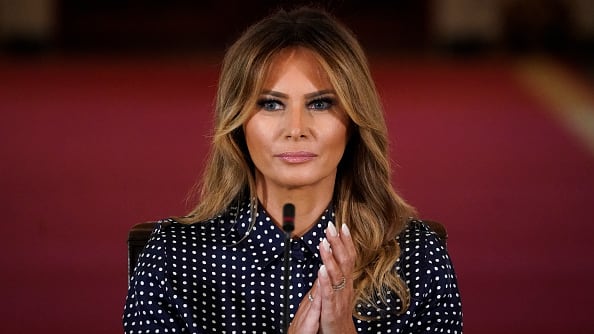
[127,222,158,280]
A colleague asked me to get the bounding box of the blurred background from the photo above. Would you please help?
[1,0,593,333]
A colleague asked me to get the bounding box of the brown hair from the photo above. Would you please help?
[183,6,416,317]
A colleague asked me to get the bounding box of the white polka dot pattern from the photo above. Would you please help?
[123,202,463,333]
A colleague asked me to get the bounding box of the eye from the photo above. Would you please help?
[308,97,335,111]
[257,98,284,111]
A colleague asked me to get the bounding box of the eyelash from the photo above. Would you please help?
[257,98,283,111]
[309,97,335,110]
[256,97,335,112]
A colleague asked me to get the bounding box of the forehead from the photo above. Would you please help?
[262,47,332,88]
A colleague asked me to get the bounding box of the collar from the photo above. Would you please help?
[233,200,333,271]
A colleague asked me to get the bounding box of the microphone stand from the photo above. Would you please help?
[282,203,295,333]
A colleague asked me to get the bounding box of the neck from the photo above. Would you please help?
[256,184,334,237]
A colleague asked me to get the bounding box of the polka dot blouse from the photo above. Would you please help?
[123,202,463,333]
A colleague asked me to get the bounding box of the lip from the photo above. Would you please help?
[274,151,317,163]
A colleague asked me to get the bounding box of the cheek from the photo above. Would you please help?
[329,121,349,146]
[244,118,271,160]
[323,125,349,160]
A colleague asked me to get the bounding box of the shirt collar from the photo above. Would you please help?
[234,200,334,270]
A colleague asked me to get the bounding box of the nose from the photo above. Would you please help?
[286,105,308,139]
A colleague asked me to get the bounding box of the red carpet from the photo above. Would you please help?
[1,55,593,333]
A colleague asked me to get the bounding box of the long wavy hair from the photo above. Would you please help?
[182,6,417,317]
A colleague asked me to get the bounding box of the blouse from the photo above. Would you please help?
[123,201,463,333]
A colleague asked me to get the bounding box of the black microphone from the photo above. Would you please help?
[282,203,295,234]
[282,203,295,333]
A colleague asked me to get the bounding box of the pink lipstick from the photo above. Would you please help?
[275,151,317,163]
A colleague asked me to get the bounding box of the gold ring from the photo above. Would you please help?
[308,292,314,302]
[332,276,346,291]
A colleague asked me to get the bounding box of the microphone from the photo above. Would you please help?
[282,203,295,333]
[282,203,295,234]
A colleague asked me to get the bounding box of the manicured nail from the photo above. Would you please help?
[341,224,350,237]
[322,238,332,253]
[319,265,328,277]
[327,222,338,237]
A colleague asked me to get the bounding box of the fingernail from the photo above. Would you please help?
[322,238,332,253]
[319,264,328,277]
[341,224,350,237]
[327,222,338,237]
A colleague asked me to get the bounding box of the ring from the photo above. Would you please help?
[331,276,346,291]
[308,292,314,302]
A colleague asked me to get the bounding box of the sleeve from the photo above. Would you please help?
[122,220,186,333]
[414,225,464,333]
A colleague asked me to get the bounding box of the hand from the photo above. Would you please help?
[317,222,357,334]
[287,285,320,334]
[289,222,357,334]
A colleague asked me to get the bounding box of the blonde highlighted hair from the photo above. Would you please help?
[183,6,416,317]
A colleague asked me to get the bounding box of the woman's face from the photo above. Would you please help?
[244,47,349,191]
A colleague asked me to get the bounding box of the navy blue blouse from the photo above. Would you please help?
[123,202,463,333]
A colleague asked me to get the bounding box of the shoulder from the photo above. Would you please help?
[396,219,461,301]
[149,210,238,241]
[141,207,247,257]
[396,218,458,292]
[130,214,235,280]
[397,219,446,256]
[397,219,463,327]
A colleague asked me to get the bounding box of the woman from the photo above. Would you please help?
[124,6,462,333]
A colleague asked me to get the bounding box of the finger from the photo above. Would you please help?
[308,284,321,313]
[319,238,345,288]
[340,223,356,259]
[317,264,332,296]
[325,222,355,277]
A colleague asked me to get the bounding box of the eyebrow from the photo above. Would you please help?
[260,89,336,99]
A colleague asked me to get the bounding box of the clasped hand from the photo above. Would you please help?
[289,222,357,334]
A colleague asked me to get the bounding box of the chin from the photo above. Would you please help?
[278,174,333,190]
